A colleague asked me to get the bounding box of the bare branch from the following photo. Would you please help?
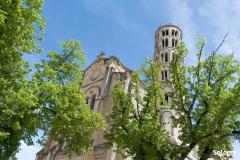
[208,32,229,85]
[199,43,205,62]
[135,97,140,119]
[190,43,205,112]
[210,70,235,88]
[195,99,209,127]
[213,32,229,54]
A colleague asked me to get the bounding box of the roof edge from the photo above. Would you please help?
[155,24,182,34]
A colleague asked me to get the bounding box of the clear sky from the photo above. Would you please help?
[17,0,240,159]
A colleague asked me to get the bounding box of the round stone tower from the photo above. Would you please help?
[154,24,183,144]
[154,24,182,64]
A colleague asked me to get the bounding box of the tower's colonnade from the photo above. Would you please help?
[154,24,182,144]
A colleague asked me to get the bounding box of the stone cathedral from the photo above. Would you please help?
[36,24,197,160]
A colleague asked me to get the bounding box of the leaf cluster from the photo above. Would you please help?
[106,60,172,160]
[107,37,240,160]
[0,0,44,158]
[34,40,105,155]
[170,39,240,160]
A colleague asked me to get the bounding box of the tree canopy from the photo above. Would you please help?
[106,61,172,160]
[171,38,240,160]
[34,40,104,156]
[0,0,44,158]
[106,39,240,160]
[0,1,104,159]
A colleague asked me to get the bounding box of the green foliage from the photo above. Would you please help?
[0,0,104,158]
[106,60,171,160]
[170,40,240,160]
[107,38,240,160]
[34,40,105,155]
[0,0,44,159]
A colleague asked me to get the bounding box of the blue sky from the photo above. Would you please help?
[17,0,240,159]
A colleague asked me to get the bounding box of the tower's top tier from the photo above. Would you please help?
[154,24,182,51]
[155,24,182,36]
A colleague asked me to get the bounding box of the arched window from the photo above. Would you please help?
[162,31,165,36]
[165,53,168,62]
[175,40,178,46]
[162,40,165,47]
[166,30,169,35]
[165,70,168,80]
[172,30,174,36]
[175,31,178,36]
[165,39,168,47]
[172,39,174,47]
[161,54,164,62]
[165,94,168,103]
[90,95,96,110]
[161,70,168,80]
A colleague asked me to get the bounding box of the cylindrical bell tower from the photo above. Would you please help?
[154,24,182,65]
[154,24,183,144]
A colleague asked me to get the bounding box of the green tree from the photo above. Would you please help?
[171,37,240,160]
[0,0,44,158]
[106,38,240,160]
[106,60,172,160]
[34,39,104,156]
[0,0,104,158]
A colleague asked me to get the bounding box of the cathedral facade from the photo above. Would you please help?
[35,24,197,160]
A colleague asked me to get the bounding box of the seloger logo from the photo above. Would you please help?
[213,150,235,157]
